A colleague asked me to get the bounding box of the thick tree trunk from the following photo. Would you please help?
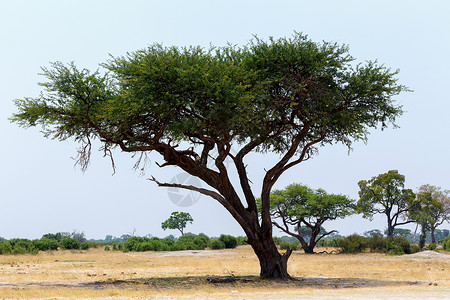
[247,232,292,280]
[253,243,292,279]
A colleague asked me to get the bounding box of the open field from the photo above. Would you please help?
[0,246,449,299]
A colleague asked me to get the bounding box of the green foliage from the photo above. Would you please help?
[411,185,450,243]
[316,237,342,247]
[427,243,437,251]
[338,235,368,253]
[259,183,355,253]
[419,234,426,249]
[0,241,12,255]
[236,236,248,246]
[33,238,59,251]
[208,239,226,250]
[161,212,194,236]
[337,234,413,255]
[104,245,111,251]
[410,244,421,254]
[357,170,416,237]
[367,234,386,252]
[8,239,38,255]
[218,234,237,249]
[442,237,450,251]
[386,236,411,255]
[279,241,299,251]
[60,238,81,250]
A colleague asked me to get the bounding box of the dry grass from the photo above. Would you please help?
[0,246,449,299]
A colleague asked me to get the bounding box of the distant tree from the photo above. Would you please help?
[410,185,450,243]
[161,212,193,236]
[357,170,416,237]
[364,229,384,237]
[42,232,70,242]
[11,33,407,279]
[71,230,86,243]
[260,183,355,253]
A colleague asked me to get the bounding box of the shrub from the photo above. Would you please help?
[317,237,342,247]
[279,241,299,251]
[104,245,111,251]
[176,234,206,250]
[338,235,368,253]
[0,241,12,255]
[367,234,386,253]
[9,239,37,254]
[122,236,147,252]
[236,236,248,246]
[410,244,421,253]
[208,239,226,250]
[427,243,437,251]
[218,235,237,249]
[33,238,59,251]
[443,237,450,251]
[60,238,81,250]
[80,242,91,250]
[386,236,411,255]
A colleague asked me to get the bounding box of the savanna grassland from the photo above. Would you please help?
[0,246,449,299]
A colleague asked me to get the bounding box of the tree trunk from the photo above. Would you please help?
[247,234,292,280]
[430,227,436,244]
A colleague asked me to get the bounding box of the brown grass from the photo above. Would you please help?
[0,246,449,299]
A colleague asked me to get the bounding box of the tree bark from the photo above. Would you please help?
[430,226,436,243]
[250,239,292,279]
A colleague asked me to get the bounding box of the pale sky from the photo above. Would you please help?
[1,0,449,240]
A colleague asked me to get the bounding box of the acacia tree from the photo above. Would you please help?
[261,183,355,253]
[411,185,450,243]
[11,34,406,279]
[357,170,416,236]
[161,211,193,236]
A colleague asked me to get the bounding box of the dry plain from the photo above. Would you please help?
[0,245,449,299]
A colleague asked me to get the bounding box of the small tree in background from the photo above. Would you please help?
[411,185,450,243]
[260,183,355,253]
[161,212,193,236]
[357,170,416,237]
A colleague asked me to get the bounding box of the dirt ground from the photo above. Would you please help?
[0,246,448,299]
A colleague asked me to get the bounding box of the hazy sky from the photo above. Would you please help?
[1,0,449,240]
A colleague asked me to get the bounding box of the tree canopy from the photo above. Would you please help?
[357,170,416,236]
[261,183,355,253]
[410,185,450,243]
[161,211,194,236]
[11,33,407,279]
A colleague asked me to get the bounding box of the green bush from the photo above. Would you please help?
[9,239,38,254]
[427,243,437,251]
[410,244,421,253]
[208,239,226,250]
[0,241,12,255]
[367,235,386,253]
[60,238,81,250]
[386,236,411,255]
[104,245,111,251]
[443,237,450,251]
[338,235,368,253]
[317,237,342,247]
[218,235,237,249]
[176,234,206,250]
[122,236,147,252]
[33,238,59,251]
[279,241,299,251]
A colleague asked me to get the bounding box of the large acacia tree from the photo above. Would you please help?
[11,34,406,279]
